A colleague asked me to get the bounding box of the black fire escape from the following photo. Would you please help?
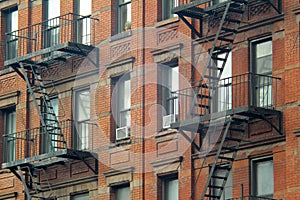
[172,0,282,199]
[2,13,99,199]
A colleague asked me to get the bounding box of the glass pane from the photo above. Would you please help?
[76,90,90,121]
[256,160,274,196]
[115,186,130,200]
[79,0,91,16]
[75,90,90,150]
[255,40,272,75]
[72,193,89,200]
[48,0,60,20]
[5,109,16,162]
[165,178,178,200]
[215,52,232,112]
[119,3,131,32]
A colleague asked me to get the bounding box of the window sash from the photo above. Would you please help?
[162,177,178,200]
[115,76,131,128]
[162,0,178,20]
[71,192,89,200]
[118,0,131,32]
[4,109,16,162]
[74,89,90,150]
[252,39,273,107]
[76,0,91,44]
[5,9,18,59]
[252,158,274,198]
[212,167,232,199]
[115,185,130,200]
[162,66,179,116]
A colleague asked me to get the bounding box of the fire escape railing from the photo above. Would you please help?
[4,12,99,61]
[171,72,281,121]
[2,119,98,164]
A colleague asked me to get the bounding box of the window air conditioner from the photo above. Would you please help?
[116,126,130,140]
[162,114,176,129]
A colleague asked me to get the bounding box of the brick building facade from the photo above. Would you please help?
[0,0,299,199]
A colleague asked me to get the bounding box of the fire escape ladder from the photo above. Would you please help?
[19,62,67,151]
[200,116,248,200]
[191,0,247,117]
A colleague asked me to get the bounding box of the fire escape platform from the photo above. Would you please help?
[2,149,97,170]
[171,105,282,131]
[4,42,96,68]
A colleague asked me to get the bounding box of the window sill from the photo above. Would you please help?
[110,30,132,42]
[156,128,178,138]
[113,137,132,146]
[155,16,180,28]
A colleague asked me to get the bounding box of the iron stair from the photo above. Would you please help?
[201,116,248,200]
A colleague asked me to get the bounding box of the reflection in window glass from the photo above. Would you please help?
[252,158,274,198]
[118,0,131,32]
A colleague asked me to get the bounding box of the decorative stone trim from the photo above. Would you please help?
[0,192,17,200]
[107,57,135,78]
[151,43,182,64]
[0,91,20,109]
[103,167,134,186]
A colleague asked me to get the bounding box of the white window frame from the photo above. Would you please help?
[74,88,90,150]
[71,192,89,200]
[5,7,18,60]
[113,74,131,130]
[162,64,179,118]
[117,0,131,33]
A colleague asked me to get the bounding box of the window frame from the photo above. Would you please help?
[75,0,92,45]
[41,96,59,153]
[210,51,232,113]
[3,7,18,60]
[73,87,91,150]
[250,37,273,107]
[117,0,132,33]
[111,183,130,200]
[3,107,16,162]
[159,174,179,200]
[161,62,179,119]
[162,0,179,20]
[43,0,60,48]
[251,156,274,198]
[112,73,131,131]
[71,192,89,200]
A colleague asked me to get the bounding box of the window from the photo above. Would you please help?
[114,185,130,200]
[112,74,131,135]
[4,7,18,60]
[252,157,274,198]
[211,167,232,200]
[162,65,179,119]
[117,0,131,33]
[162,0,178,20]
[44,0,60,48]
[211,52,232,112]
[71,192,89,200]
[75,0,91,45]
[41,97,59,153]
[74,89,90,150]
[251,39,273,107]
[161,176,178,200]
[3,108,16,162]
